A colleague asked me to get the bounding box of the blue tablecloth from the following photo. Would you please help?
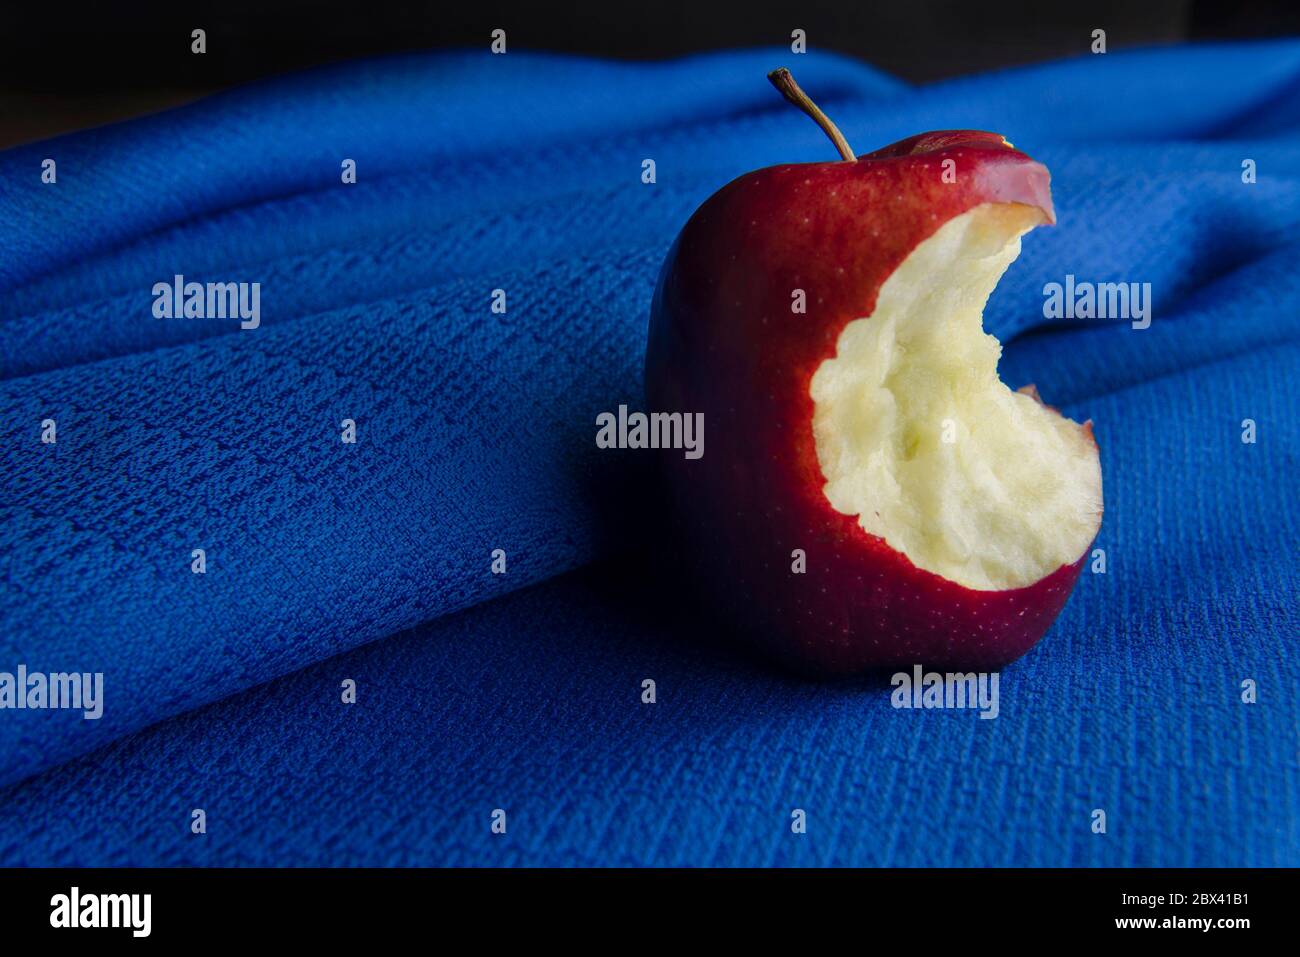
[1,42,1297,865]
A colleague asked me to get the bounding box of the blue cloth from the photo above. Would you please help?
[1,42,1298,866]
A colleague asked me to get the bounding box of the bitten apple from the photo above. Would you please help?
[645,68,1102,673]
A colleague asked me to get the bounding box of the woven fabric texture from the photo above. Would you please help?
[0,43,1297,865]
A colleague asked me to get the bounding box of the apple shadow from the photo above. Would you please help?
[567,456,895,692]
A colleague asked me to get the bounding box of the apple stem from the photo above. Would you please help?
[767,67,856,162]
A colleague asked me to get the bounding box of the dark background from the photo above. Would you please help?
[4,0,1299,148]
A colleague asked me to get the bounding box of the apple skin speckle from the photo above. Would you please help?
[645,129,1082,675]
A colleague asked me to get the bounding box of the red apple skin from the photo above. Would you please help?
[645,131,1096,674]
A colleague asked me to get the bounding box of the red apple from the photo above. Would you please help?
[645,69,1102,673]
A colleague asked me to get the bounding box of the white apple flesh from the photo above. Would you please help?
[811,202,1102,591]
